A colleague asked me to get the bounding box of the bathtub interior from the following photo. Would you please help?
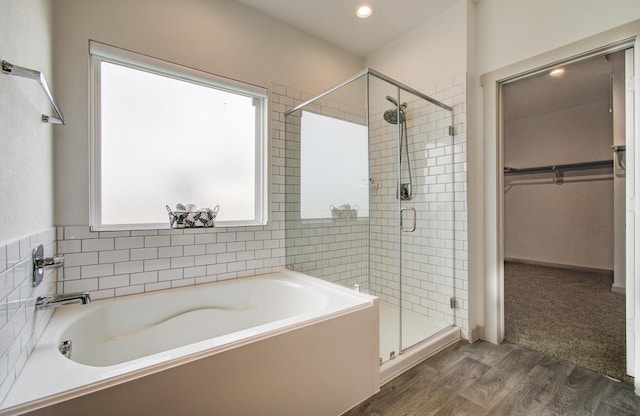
[64,276,330,367]
[0,271,377,413]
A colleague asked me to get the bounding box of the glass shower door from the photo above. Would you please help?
[399,89,457,354]
[368,77,401,364]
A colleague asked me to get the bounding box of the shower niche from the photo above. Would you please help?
[284,69,461,383]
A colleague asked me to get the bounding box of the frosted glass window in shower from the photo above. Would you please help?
[300,111,368,219]
[90,46,267,229]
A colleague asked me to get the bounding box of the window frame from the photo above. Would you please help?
[89,41,268,231]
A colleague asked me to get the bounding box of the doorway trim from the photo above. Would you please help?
[477,20,640,392]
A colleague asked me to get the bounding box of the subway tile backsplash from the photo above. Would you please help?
[56,226,286,300]
[0,228,57,404]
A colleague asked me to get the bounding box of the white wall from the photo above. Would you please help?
[505,177,614,268]
[504,102,614,168]
[0,0,54,243]
[53,0,364,227]
[475,0,640,75]
[503,99,615,270]
[503,97,614,270]
[0,0,59,404]
[365,0,469,87]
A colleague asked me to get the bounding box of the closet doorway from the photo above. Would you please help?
[502,49,632,382]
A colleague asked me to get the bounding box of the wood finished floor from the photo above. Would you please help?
[343,340,640,416]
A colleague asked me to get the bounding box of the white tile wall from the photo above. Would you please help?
[0,228,57,404]
[56,225,287,299]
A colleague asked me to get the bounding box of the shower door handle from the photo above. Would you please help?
[400,207,416,232]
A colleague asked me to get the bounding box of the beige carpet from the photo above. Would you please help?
[503,261,630,383]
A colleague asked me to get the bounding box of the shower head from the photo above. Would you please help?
[384,108,405,124]
[383,95,407,124]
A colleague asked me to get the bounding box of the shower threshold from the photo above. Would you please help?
[378,302,460,385]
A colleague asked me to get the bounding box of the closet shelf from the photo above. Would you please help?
[504,160,613,175]
[2,60,65,125]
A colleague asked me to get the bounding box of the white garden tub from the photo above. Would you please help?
[1,270,379,416]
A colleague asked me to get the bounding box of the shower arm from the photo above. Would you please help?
[389,98,413,199]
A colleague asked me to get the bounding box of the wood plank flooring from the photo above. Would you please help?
[342,341,640,416]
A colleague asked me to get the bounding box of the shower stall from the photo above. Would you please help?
[284,69,460,383]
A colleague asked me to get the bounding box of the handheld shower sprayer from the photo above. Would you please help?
[383,95,413,200]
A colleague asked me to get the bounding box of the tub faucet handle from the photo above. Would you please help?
[32,244,65,287]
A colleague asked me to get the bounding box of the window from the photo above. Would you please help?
[300,111,368,219]
[89,41,268,230]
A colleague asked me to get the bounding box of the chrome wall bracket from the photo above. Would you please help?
[2,60,66,125]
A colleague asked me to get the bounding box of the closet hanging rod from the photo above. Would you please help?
[504,159,613,175]
[2,60,65,125]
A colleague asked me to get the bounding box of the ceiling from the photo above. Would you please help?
[233,0,460,58]
[502,53,617,121]
[233,0,620,120]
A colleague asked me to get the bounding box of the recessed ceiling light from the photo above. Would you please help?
[549,67,565,77]
[356,5,374,18]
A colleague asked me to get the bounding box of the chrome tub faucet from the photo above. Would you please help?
[35,292,91,311]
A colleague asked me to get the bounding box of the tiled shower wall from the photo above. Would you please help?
[0,228,57,402]
[369,74,468,331]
